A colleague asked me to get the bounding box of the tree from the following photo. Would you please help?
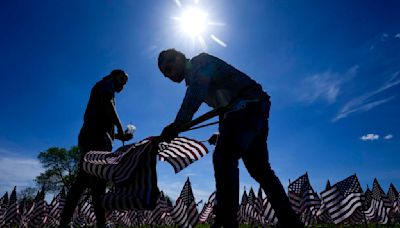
[35,146,80,193]
[18,186,37,202]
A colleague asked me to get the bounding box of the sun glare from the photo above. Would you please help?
[179,8,208,37]
[171,0,226,50]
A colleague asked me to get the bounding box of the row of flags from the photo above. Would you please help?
[0,136,210,227]
[0,186,61,227]
[1,174,399,227]
[1,137,399,226]
[287,173,400,226]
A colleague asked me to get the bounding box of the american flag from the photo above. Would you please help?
[255,187,263,218]
[177,177,199,227]
[108,210,128,227]
[18,198,28,227]
[0,192,9,225]
[247,188,256,205]
[84,138,159,210]
[158,136,208,173]
[238,188,258,225]
[29,187,48,227]
[261,196,278,225]
[387,183,400,222]
[47,188,66,226]
[171,197,189,227]
[198,191,216,223]
[83,137,207,211]
[288,173,321,225]
[148,191,173,225]
[319,174,364,224]
[244,188,258,224]
[114,210,134,227]
[365,178,392,224]
[363,187,373,210]
[127,210,140,226]
[77,196,96,226]
[22,198,35,226]
[387,183,398,206]
[238,189,248,224]
[138,210,152,225]
[254,187,267,225]
[316,180,334,224]
[3,186,21,226]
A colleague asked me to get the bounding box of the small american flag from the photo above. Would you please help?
[288,173,321,225]
[319,174,364,224]
[29,187,48,227]
[387,183,400,221]
[47,188,66,226]
[158,136,208,173]
[148,191,173,225]
[3,186,21,227]
[365,178,392,224]
[0,192,9,225]
[198,191,216,223]
[178,177,199,227]
[262,196,278,225]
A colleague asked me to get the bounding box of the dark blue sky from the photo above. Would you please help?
[1,0,399,201]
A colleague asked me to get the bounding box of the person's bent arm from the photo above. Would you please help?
[159,85,204,143]
[174,84,204,125]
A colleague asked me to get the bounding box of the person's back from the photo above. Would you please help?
[80,76,117,151]
[83,78,115,132]
[187,53,268,108]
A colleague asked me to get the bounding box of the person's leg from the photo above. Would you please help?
[213,141,240,228]
[83,135,112,227]
[59,170,90,227]
[212,108,258,228]
[242,126,303,228]
[91,178,107,227]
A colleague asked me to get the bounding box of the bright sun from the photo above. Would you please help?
[179,8,208,37]
[171,0,226,50]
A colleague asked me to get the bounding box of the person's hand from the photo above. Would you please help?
[115,132,133,141]
[208,132,220,145]
[160,123,180,143]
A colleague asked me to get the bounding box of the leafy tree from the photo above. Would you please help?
[18,186,37,202]
[35,146,80,193]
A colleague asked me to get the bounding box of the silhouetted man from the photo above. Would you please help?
[59,69,132,228]
[158,49,304,228]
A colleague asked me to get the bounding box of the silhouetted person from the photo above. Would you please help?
[158,49,304,228]
[59,69,132,228]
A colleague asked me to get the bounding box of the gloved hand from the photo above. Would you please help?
[160,123,180,143]
[208,132,220,145]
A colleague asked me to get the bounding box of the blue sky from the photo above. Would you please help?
[0,0,399,203]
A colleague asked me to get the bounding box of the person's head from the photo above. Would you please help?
[158,49,187,83]
[109,69,128,92]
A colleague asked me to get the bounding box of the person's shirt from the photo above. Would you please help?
[82,76,116,139]
[174,53,269,124]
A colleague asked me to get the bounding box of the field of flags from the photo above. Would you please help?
[0,137,399,227]
[1,173,399,227]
